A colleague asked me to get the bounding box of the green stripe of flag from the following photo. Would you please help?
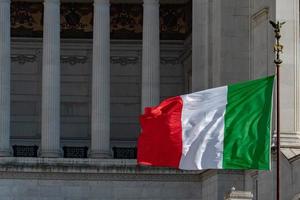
[223,76,274,170]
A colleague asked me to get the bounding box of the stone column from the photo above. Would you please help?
[40,0,61,157]
[0,0,11,156]
[141,0,160,110]
[90,0,111,158]
[192,0,209,92]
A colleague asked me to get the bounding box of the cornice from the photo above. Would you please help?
[0,157,203,181]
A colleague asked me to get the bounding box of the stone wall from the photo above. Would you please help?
[11,41,42,142]
[0,157,246,200]
[0,179,201,200]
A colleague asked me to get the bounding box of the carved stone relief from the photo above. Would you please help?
[11,54,37,64]
[11,2,191,40]
[111,56,139,65]
[160,57,179,65]
[61,55,88,65]
[11,54,180,66]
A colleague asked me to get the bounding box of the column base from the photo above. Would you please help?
[275,132,300,148]
[40,149,61,158]
[89,150,111,159]
[0,148,11,157]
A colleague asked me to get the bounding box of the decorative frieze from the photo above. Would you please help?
[10,54,180,66]
[61,55,88,65]
[111,56,138,65]
[11,54,36,64]
[160,57,179,65]
[11,54,89,65]
[11,2,191,40]
[111,4,143,39]
[160,1,192,40]
[10,54,184,65]
[11,2,43,37]
[60,3,93,38]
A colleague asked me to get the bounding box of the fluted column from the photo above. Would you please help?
[141,0,160,110]
[41,0,61,157]
[0,0,11,156]
[90,0,111,158]
[192,0,209,91]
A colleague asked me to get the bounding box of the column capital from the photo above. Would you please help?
[143,0,159,5]
[94,0,110,5]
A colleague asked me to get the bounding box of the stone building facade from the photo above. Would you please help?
[0,0,299,199]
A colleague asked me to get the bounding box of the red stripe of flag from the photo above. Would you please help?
[137,96,183,168]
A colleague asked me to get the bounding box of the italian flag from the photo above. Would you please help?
[137,76,274,170]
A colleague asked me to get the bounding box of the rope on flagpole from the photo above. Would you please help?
[269,20,285,200]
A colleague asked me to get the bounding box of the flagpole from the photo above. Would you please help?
[269,20,284,200]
